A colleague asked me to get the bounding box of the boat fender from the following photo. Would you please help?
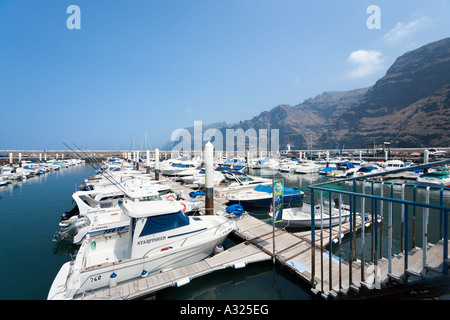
[173,277,191,287]
[141,270,148,278]
[214,244,224,255]
[109,272,117,288]
[232,262,247,269]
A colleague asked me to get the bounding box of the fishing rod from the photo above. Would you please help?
[70,142,130,196]
[71,142,131,188]
[63,142,131,198]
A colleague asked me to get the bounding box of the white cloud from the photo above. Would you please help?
[347,50,384,78]
[383,16,430,43]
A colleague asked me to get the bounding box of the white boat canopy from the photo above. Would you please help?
[122,200,183,218]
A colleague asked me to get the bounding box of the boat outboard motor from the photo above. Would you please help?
[60,205,80,221]
[53,216,90,241]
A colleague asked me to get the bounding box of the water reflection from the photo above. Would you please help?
[52,239,79,256]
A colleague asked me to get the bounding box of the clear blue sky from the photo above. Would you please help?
[0,0,449,150]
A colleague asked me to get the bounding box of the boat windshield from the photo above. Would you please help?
[139,211,190,237]
[138,195,162,202]
[238,175,254,182]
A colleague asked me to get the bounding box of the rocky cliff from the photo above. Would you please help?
[169,37,450,150]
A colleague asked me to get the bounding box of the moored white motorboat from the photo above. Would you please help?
[17,166,41,176]
[294,160,323,174]
[382,160,409,171]
[279,160,300,172]
[83,173,172,195]
[226,184,304,209]
[252,158,280,170]
[159,157,202,176]
[353,165,385,179]
[48,200,237,300]
[416,168,450,187]
[213,171,272,195]
[0,166,23,180]
[319,165,337,175]
[327,161,358,178]
[270,202,352,228]
[54,185,200,244]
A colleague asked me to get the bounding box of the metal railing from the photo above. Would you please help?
[308,159,450,295]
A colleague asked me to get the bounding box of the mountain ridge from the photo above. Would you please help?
[168,37,450,150]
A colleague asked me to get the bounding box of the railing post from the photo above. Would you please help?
[422,187,430,278]
[401,184,405,252]
[374,198,379,266]
[361,183,366,282]
[371,180,375,262]
[311,189,315,289]
[444,209,448,275]
[352,180,357,263]
[379,182,383,258]
[388,185,393,274]
[320,190,324,293]
[328,192,333,292]
[338,193,343,290]
[349,186,353,285]
[412,185,417,248]
[440,188,444,240]
[404,205,409,282]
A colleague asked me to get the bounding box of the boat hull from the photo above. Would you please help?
[271,206,351,228]
[276,213,351,228]
[416,177,450,187]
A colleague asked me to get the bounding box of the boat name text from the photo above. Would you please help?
[137,236,166,245]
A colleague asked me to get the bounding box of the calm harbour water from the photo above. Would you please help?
[0,164,94,300]
[1,164,449,300]
[0,164,316,300]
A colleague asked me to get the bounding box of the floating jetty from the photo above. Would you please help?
[75,239,270,300]
[64,155,450,300]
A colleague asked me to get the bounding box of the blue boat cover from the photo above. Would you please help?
[337,161,355,169]
[253,184,301,195]
[189,191,205,198]
[215,166,231,171]
[216,165,245,172]
[358,166,376,172]
[226,204,244,216]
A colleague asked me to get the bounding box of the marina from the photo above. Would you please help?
[2,2,450,308]
[2,148,449,300]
